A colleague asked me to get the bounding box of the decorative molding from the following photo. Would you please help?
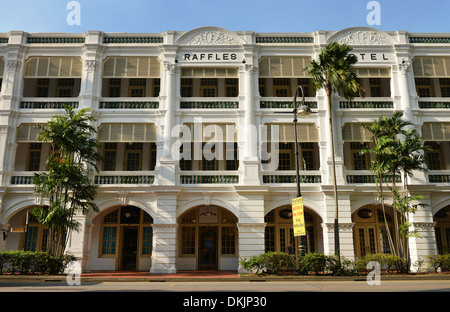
[335,30,392,45]
[180,30,240,46]
[151,223,177,232]
[164,62,176,73]
[84,60,98,72]
[412,222,437,231]
[6,60,20,72]
[237,223,266,233]
[323,223,355,232]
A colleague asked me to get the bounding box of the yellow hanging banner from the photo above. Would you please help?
[292,197,306,236]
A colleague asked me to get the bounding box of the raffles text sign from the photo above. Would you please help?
[292,197,306,237]
[179,52,242,62]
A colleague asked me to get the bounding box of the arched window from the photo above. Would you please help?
[352,204,395,258]
[264,205,316,254]
[434,205,450,254]
[99,206,153,270]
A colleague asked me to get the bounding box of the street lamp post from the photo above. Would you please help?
[292,86,311,272]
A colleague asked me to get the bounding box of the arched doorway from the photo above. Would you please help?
[178,206,238,270]
[434,205,450,254]
[264,205,319,254]
[97,206,153,271]
[352,204,395,258]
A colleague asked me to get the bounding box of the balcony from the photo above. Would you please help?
[94,172,155,185]
[260,97,318,109]
[180,171,239,185]
[345,170,402,184]
[338,98,394,109]
[262,170,322,184]
[428,170,450,183]
[99,98,159,109]
[418,98,450,109]
[180,98,239,109]
[20,98,79,109]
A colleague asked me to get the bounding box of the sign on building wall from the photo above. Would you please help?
[292,197,306,237]
[199,206,219,223]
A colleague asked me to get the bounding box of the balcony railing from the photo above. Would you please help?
[180,98,239,109]
[428,171,450,183]
[346,170,402,184]
[418,98,450,109]
[180,172,239,184]
[10,173,36,185]
[99,98,159,109]
[262,171,322,184]
[20,98,79,109]
[339,98,394,109]
[260,97,318,109]
[94,172,155,185]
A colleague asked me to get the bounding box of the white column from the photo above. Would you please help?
[150,224,177,274]
[242,64,260,185]
[236,191,265,272]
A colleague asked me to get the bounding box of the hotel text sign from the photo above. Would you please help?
[350,53,393,63]
[179,52,242,62]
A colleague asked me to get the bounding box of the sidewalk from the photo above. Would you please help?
[0,270,449,283]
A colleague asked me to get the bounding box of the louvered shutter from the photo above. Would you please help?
[25,57,82,78]
[352,67,391,78]
[258,56,311,78]
[98,124,157,142]
[413,56,450,77]
[102,57,161,78]
[181,68,238,78]
[264,123,319,143]
[342,124,372,142]
[16,124,45,142]
[422,123,450,141]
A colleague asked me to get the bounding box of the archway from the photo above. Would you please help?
[352,204,395,258]
[434,205,450,254]
[92,205,154,271]
[178,205,238,270]
[264,205,322,255]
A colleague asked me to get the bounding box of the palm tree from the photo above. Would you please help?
[305,42,363,257]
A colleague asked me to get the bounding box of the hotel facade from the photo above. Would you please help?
[0,26,449,273]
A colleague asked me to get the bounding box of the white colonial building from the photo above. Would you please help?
[0,26,449,273]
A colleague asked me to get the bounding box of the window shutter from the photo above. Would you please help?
[342,124,372,142]
[16,124,45,142]
[422,123,450,141]
[258,56,311,78]
[102,57,161,78]
[352,67,390,78]
[98,124,157,142]
[265,123,319,143]
[181,68,238,78]
[180,123,237,142]
[24,57,82,78]
[413,56,450,78]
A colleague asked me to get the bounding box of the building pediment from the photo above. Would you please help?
[176,26,245,46]
[328,27,396,45]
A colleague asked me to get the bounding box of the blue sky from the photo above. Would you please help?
[0,0,449,33]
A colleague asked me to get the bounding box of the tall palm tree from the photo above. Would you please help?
[305,42,362,257]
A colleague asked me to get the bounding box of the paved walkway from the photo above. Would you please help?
[81,270,240,279]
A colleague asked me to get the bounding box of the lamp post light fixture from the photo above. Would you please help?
[292,86,312,273]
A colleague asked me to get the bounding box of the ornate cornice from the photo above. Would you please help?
[237,223,266,233]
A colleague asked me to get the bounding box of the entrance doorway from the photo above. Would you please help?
[198,226,218,270]
[121,227,138,270]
